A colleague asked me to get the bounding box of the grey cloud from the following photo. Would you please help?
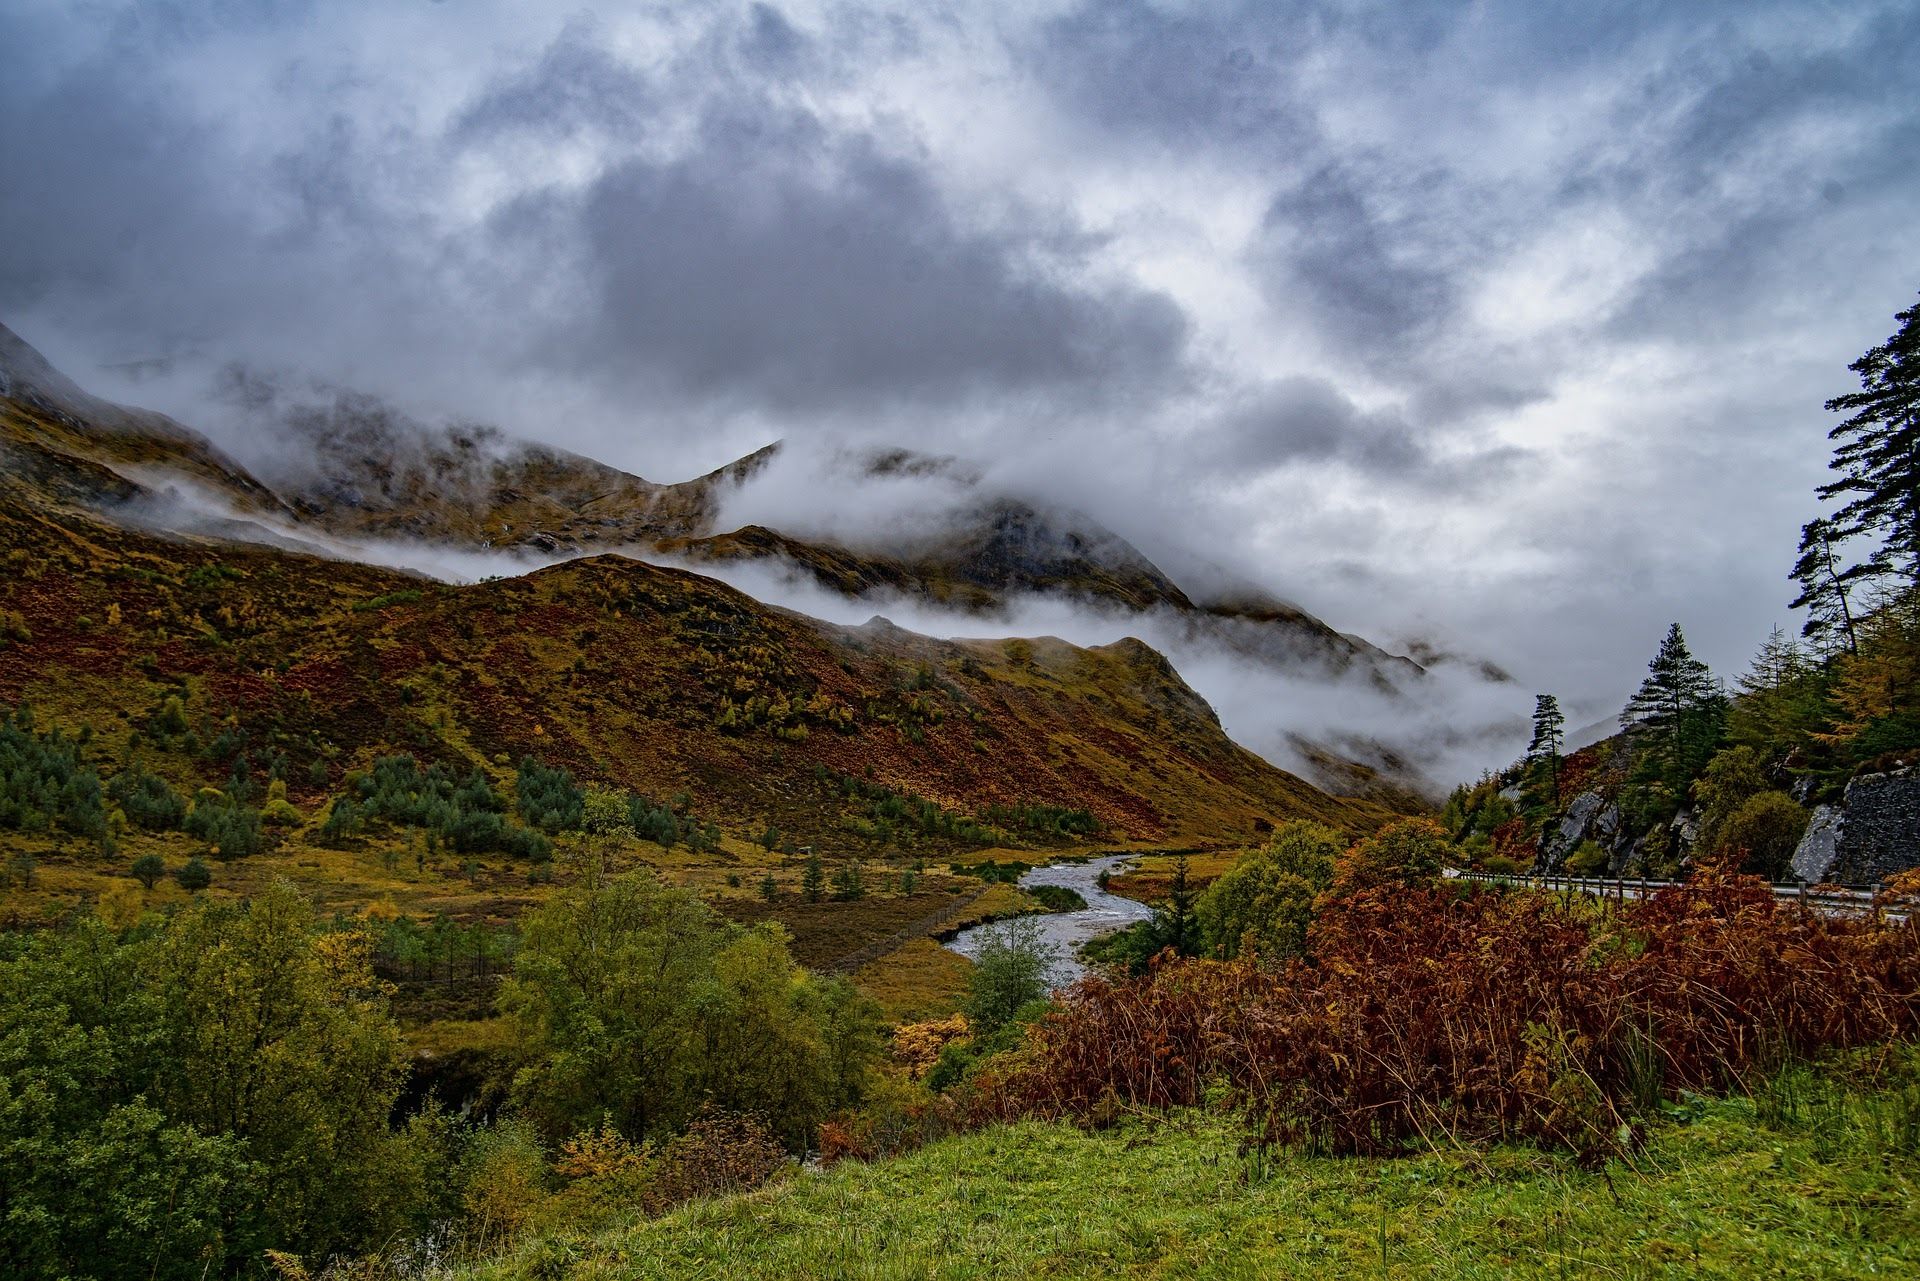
[503,99,1191,411]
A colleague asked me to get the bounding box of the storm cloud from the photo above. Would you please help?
[3,0,1919,771]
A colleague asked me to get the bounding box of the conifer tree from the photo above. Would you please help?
[1789,517,1872,655]
[1527,694,1565,802]
[1819,292,1920,582]
[802,850,825,903]
[1620,624,1726,785]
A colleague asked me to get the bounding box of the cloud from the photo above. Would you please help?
[3,0,1919,784]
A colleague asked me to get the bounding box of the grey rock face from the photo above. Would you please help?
[1790,804,1844,884]
[1536,790,1622,872]
[1830,769,1920,885]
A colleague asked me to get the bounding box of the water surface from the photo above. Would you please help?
[942,853,1152,987]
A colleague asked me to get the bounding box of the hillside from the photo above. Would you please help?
[0,322,1495,803]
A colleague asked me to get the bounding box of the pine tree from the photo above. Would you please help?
[759,870,778,901]
[1620,624,1726,784]
[1526,694,1565,803]
[1159,852,1199,956]
[1819,292,1920,581]
[802,850,825,903]
[1789,517,1873,655]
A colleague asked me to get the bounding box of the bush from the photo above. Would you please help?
[130,853,166,889]
[175,857,212,891]
[1566,838,1610,874]
[1720,790,1809,881]
[1329,817,1448,897]
[975,871,1920,1160]
[107,764,186,831]
[0,884,432,1275]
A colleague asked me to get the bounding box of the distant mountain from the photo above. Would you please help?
[0,321,1513,803]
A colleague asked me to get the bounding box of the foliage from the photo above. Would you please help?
[1818,290,1920,582]
[0,706,105,841]
[1619,623,1727,793]
[129,853,165,889]
[975,873,1920,1161]
[1195,822,1341,963]
[182,792,265,860]
[964,915,1060,1037]
[1327,816,1448,898]
[0,883,433,1277]
[502,870,882,1149]
[1719,791,1810,881]
[174,857,212,891]
[106,763,186,832]
[515,758,583,834]
[349,754,549,859]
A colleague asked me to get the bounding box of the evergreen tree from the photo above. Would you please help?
[1789,517,1873,655]
[801,850,825,903]
[759,871,778,901]
[1620,624,1726,785]
[1526,694,1565,802]
[1819,292,1920,582]
[1159,852,1200,956]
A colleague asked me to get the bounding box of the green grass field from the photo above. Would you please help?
[457,1062,1920,1280]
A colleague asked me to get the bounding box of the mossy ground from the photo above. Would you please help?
[461,1079,1920,1280]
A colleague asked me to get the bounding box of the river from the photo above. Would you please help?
[942,852,1153,986]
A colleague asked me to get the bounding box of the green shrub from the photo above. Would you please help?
[175,857,212,891]
[1197,821,1341,963]
[517,758,584,833]
[130,853,166,889]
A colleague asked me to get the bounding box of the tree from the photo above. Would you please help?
[503,870,879,1148]
[1159,853,1200,956]
[1789,517,1873,655]
[174,856,212,891]
[831,860,866,901]
[1619,624,1726,786]
[1527,694,1566,802]
[1330,818,1449,899]
[801,850,825,903]
[130,853,165,889]
[759,871,778,901]
[964,915,1060,1035]
[1819,292,1920,582]
[1197,821,1342,962]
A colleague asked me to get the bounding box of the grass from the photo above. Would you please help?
[851,936,973,1022]
[457,1063,1920,1280]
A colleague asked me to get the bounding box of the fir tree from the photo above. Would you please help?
[1526,694,1565,803]
[1819,292,1920,582]
[1620,624,1726,786]
[801,850,825,903]
[1789,517,1873,655]
[1160,852,1200,956]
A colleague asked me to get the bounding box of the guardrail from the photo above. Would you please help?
[1447,868,1906,922]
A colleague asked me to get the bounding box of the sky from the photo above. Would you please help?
[3,0,1918,741]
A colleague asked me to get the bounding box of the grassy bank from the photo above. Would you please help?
[459,1059,1919,1280]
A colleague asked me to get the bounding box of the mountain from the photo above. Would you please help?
[0,322,1506,804]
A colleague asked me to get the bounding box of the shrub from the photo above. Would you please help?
[581,788,635,840]
[975,871,1920,1161]
[175,857,212,891]
[1720,790,1809,880]
[1566,838,1610,874]
[130,853,166,889]
[642,1109,787,1213]
[107,764,186,831]
[1328,817,1448,898]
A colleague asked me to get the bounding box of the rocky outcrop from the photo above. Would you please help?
[1828,768,1920,885]
[1790,804,1845,884]
[1535,790,1622,872]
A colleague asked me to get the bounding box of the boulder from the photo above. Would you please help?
[1536,790,1621,872]
[1829,768,1920,885]
[1790,804,1844,884]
